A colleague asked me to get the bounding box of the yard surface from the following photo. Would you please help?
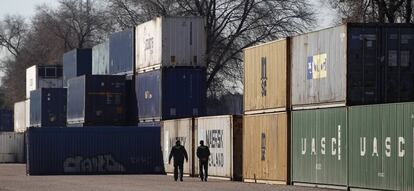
[0,164,335,191]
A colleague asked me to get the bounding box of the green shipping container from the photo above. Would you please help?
[349,103,414,191]
[292,107,347,187]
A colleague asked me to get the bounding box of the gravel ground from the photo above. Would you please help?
[0,164,336,191]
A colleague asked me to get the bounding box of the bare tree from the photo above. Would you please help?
[107,0,315,96]
[0,15,28,58]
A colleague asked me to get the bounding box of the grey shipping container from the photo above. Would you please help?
[137,67,206,122]
[92,41,110,75]
[0,132,25,163]
[67,75,126,126]
[26,127,164,175]
[291,23,414,109]
[0,110,13,132]
[63,49,92,87]
[30,88,67,127]
[110,29,135,75]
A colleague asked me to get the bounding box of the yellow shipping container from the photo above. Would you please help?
[243,39,290,114]
[243,112,288,184]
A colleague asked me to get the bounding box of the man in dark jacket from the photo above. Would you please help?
[168,140,188,181]
[197,140,211,181]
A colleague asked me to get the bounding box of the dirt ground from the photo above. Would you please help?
[0,164,336,191]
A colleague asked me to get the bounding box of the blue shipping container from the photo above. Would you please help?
[136,67,206,122]
[109,29,134,75]
[26,126,164,175]
[0,110,13,132]
[30,88,67,127]
[63,49,92,86]
[67,75,126,126]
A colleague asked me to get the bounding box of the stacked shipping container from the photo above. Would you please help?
[63,48,92,87]
[30,88,67,127]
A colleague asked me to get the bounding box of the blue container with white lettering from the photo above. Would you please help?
[26,126,164,175]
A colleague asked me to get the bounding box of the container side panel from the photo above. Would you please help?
[109,29,134,75]
[92,41,110,75]
[137,70,161,121]
[0,132,25,163]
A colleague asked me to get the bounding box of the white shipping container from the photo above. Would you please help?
[14,101,26,133]
[161,118,194,175]
[92,41,110,75]
[194,115,243,180]
[25,100,30,128]
[0,132,25,163]
[135,17,206,72]
[26,65,63,99]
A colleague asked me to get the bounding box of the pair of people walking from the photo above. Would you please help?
[168,140,210,182]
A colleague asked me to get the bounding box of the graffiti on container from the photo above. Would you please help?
[300,125,342,161]
[359,137,405,157]
[63,154,125,173]
[205,129,224,167]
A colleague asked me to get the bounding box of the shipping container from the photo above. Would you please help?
[125,78,138,125]
[348,102,414,191]
[0,132,25,163]
[0,110,13,132]
[137,67,206,122]
[194,115,243,180]
[14,101,26,133]
[291,107,347,188]
[26,127,164,175]
[26,65,63,99]
[243,112,288,184]
[67,75,126,126]
[25,100,30,128]
[110,29,135,75]
[30,88,67,127]
[63,48,92,87]
[160,118,194,176]
[244,39,290,114]
[291,23,414,109]
[92,41,110,75]
[135,16,206,72]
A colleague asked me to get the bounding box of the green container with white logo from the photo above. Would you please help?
[291,107,347,187]
[348,103,414,191]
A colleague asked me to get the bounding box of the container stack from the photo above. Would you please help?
[135,17,207,124]
[63,48,92,87]
[242,39,290,184]
[290,23,414,190]
[29,88,67,127]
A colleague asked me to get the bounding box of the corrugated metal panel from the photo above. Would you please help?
[348,102,414,191]
[14,101,26,133]
[67,75,126,125]
[160,118,193,175]
[25,100,30,128]
[92,41,110,75]
[194,115,243,180]
[243,112,287,183]
[63,49,92,87]
[137,67,206,122]
[135,17,206,71]
[26,127,164,175]
[109,29,135,75]
[26,65,63,99]
[0,132,25,163]
[291,107,347,186]
[0,110,13,132]
[125,78,138,125]
[291,25,347,108]
[244,39,289,113]
[30,88,67,127]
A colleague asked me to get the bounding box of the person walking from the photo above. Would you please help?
[168,140,188,181]
[197,140,211,182]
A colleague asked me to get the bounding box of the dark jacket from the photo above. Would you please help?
[169,145,188,164]
[197,145,211,161]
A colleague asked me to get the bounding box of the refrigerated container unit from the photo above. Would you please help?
[14,101,26,133]
[243,39,290,114]
[67,75,126,126]
[135,16,206,72]
[194,115,243,181]
[0,110,13,132]
[291,23,414,110]
[0,132,25,163]
[30,88,67,127]
[110,29,135,75]
[136,67,206,122]
[63,48,92,87]
[92,41,110,75]
[26,126,164,175]
[26,65,63,99]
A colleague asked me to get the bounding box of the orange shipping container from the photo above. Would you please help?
[243,112,288,184]
[243,39,290,114]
